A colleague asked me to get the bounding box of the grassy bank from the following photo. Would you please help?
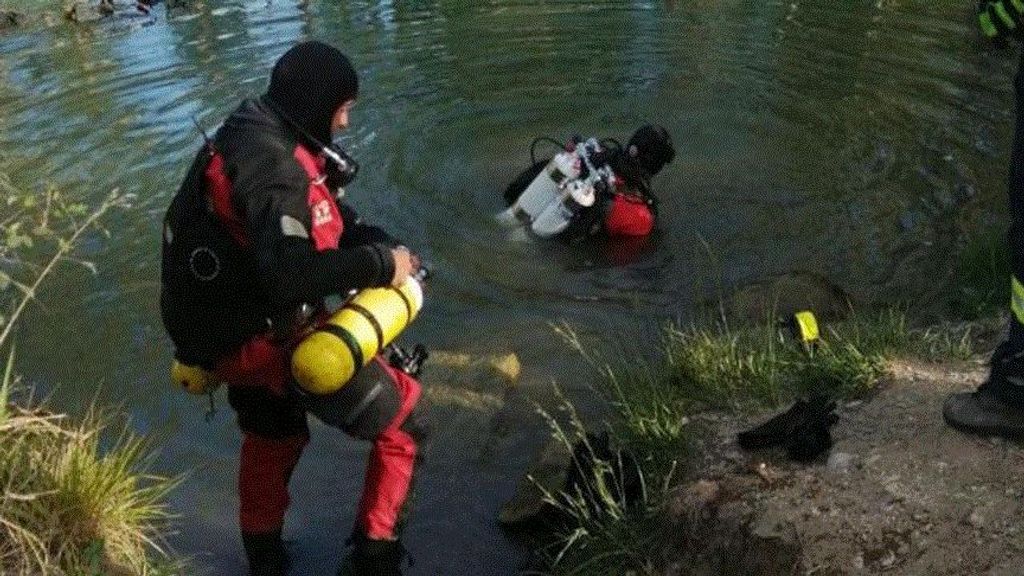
[0,170,179,574]
[1,380,179,575]
[539,310,985,575]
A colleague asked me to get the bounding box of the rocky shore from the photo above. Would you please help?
[652,359,1022,575]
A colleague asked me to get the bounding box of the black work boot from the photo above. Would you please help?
[338,533,406,576]
[944,343,1024,439]
[242,530,289,576]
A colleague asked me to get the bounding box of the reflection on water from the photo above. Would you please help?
[0,1,1016,573]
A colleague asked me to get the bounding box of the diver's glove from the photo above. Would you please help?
[737,395,838,463]
[979,0,1024,43]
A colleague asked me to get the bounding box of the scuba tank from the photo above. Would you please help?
[529,138,615,238]
[496,146,581,226]
[498,137,617,238]
[291,273,426,395]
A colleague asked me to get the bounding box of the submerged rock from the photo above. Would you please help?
[0,10,23,30]
[423,350,519,412]
[498,437,571,526]
[499,431,642,527]
[726,273,851,322]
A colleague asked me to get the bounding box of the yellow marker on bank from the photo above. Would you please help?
[791,310,820,345]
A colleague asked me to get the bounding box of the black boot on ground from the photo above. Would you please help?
[242,530,289,576]
[944,342,1024,439]
[338,533,406,576]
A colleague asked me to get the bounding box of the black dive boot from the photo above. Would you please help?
[242,530,289,576]
[338,533,406,576]
[944,343,1024,439]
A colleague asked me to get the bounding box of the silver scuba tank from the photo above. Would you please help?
[528,138,616,238]
[529,178,597,237]
[496,148,581,226]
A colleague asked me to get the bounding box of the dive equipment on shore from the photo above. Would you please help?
[292,271,426,395]
[736,395,838,462]
[171,359,221,395]
[497,137,617,238]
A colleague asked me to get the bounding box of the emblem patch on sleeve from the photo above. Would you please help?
[280,215,309,239]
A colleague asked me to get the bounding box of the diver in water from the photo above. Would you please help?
[499,124,675,242]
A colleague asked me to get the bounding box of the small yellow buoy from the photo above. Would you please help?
[171,359,221,395]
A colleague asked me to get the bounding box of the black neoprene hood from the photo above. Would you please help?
[266,40,359,145]
[628,124,675,177]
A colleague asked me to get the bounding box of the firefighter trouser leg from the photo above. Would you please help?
[229,386,309,572]
[980,49,1024,407]
[1008,50,1024,350]
[216,336,309,571]
[301,358,430,541]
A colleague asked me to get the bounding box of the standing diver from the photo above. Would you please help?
[498,125,675,242]
[160,41,427,575]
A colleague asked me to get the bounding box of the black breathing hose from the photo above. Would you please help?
[529,136,566,166]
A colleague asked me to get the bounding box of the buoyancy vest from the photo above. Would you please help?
[603,191,655,237]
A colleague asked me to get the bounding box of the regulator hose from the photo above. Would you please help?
[529,136,566,166]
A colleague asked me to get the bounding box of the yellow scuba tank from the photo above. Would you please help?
[291,275,425,395]
[170,359,221,395]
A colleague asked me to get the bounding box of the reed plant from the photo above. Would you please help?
[528,388,666,576]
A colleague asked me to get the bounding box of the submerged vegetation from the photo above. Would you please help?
[539,309,983,575]
[0,169,178,575]
[953,228,1012,319]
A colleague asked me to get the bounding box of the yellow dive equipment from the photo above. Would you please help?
[791,311,820,345]
[292,276,425,395]
[171,359,221,395]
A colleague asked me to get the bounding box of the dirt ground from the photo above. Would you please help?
[665,359,1024,576]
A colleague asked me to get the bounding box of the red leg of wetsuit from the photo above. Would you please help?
[239,432,309,534]
[356,366,422,540]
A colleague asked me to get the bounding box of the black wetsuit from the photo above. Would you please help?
[161,97,396,368]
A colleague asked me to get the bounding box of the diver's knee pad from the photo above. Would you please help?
[400,401,431,446]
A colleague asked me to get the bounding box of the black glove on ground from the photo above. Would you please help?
[737,395,839,463]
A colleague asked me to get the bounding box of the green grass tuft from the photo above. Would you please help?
[530,389,667,576]
[541,308,980,575]
[0,391,180,575]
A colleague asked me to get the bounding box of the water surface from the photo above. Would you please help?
[0,1,1015,573]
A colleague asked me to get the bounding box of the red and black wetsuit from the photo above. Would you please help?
[160,96,425,569]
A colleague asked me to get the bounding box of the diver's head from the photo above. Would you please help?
[266,41,359,145]
[627,124,675,177]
